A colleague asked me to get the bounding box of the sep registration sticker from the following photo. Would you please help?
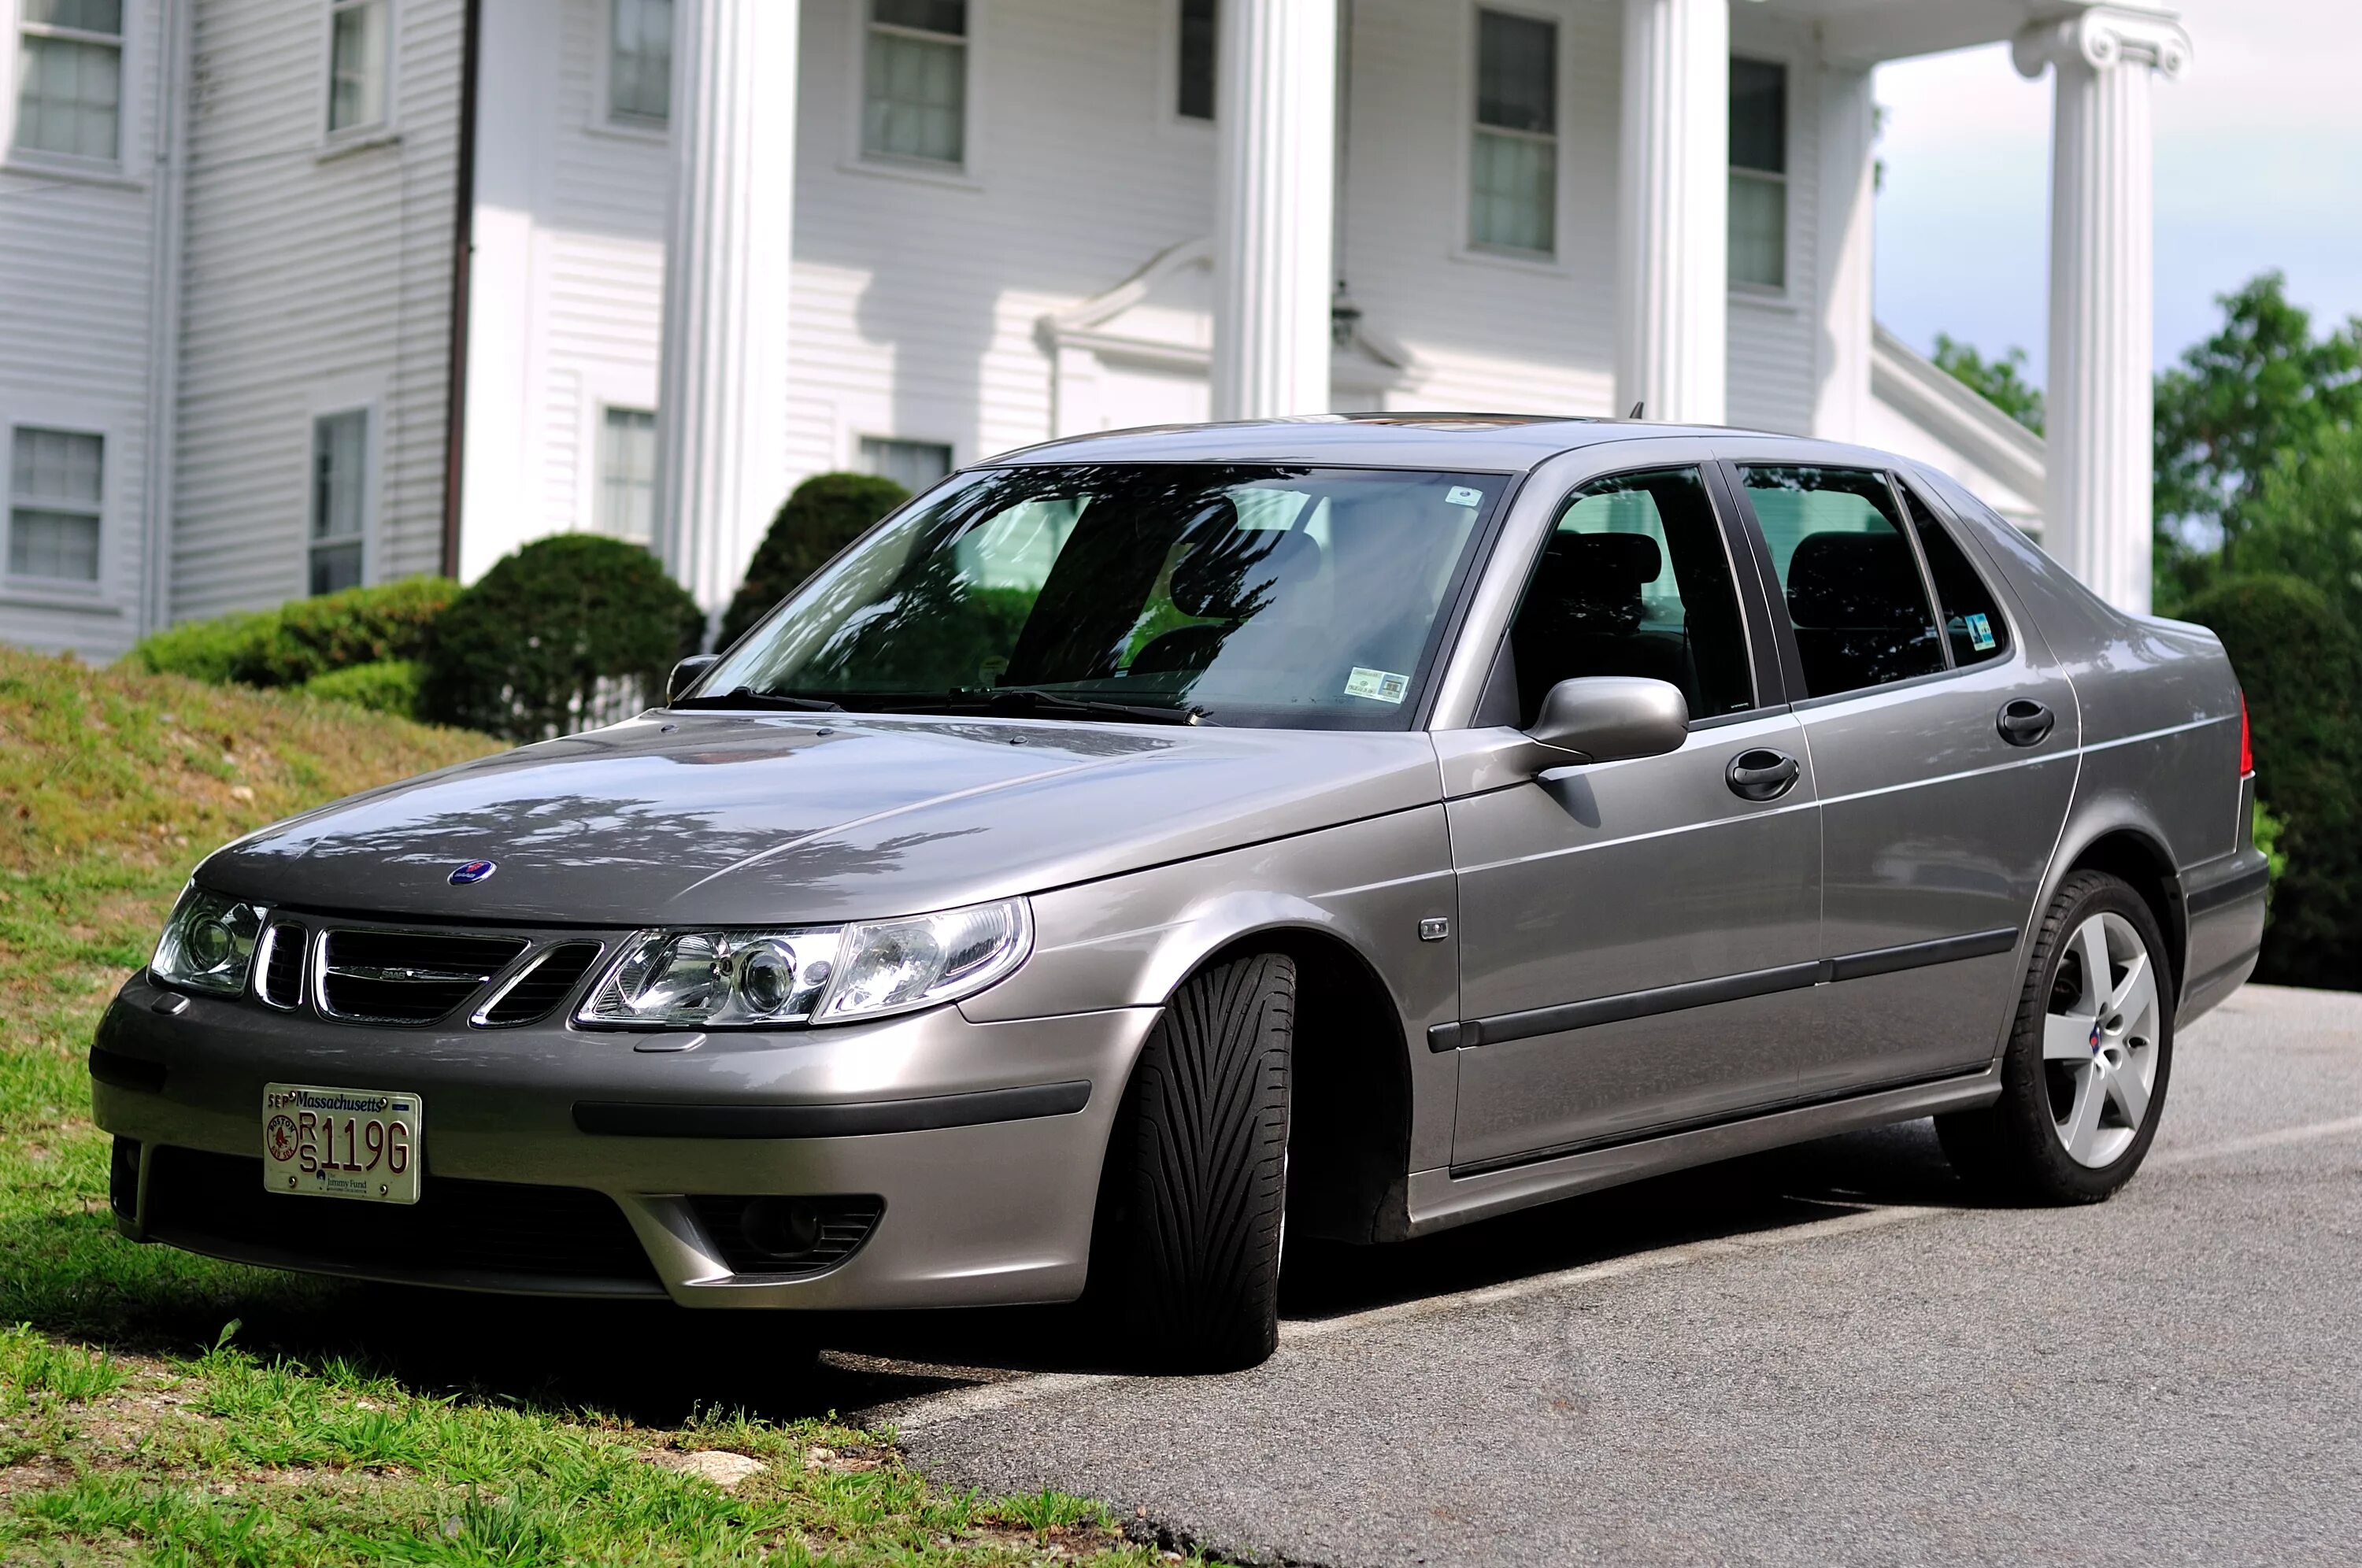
[1346,667,1409,704]
[1965,612,1997,652]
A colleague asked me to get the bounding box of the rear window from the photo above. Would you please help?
[1900,483,2011,666]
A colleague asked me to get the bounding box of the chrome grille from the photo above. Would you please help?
[256,920,306,1009]
[317,930,528,1024]
[476,942,604,1028]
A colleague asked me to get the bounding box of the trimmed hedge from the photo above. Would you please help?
[422,534,705,743]
[717,472,912,652]
[2179,573,2362,989]
[122,577,459,690]
[302,658,424,720]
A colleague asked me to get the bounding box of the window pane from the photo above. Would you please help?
[597,407,658,545]
[14,35,120,160]
[1470,128,1554,254]
[1743,465,1945,697]
[309,541,364,597]
[873,0,965,37]
[329,0,390,133]
[8,507,100,581]
[1729,170,1785,289]
[1903,486,2011,665]
[1730,57,1785,173]
[24,0,124,35]
[1178,0,1216,120]
[864,28,964,163]
[609,0,672,122]
[1475,10,1554,133]
[13,427,104,503]
[860,436,953,493]
[1508,468,1753,723]
[312,412,366,545]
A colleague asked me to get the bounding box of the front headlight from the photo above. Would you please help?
[575,897,1031,1030]
[150,884,265,996]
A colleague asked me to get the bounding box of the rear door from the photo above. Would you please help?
[1721,454,2080,1096]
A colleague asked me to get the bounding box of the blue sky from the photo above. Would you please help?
[1871,0,2362,380]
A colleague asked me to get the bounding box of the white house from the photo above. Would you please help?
[0,0,2188,660]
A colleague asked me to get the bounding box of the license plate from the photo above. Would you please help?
[262,1083,423,1204]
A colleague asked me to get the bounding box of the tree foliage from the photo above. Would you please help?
[716,472,913,652]
[2232,423,2362,633]
[1932,334,2045,434]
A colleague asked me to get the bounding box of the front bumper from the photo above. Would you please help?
[91,972,1155,1309]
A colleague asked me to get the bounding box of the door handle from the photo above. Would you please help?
[1997,698,2056,748]
[1726,748,1800,801]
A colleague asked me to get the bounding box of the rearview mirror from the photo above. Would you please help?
[667,654,720,704]
[1520,676,1689,768]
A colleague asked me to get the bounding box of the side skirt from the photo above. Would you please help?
[1401,1066,2001,1239]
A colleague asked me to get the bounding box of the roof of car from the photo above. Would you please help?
[994,412,1769,472]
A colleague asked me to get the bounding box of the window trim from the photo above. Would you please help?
[595,0,672,139]
[856,433,957,495]
[1725,48,1795,303]
[7,0,133,173]
[848,0,981,185]
[1460,1,1564,264]
[4,420,109,597]
[593,401,660,546]
[320,0,398,148]
[304,402,378,597]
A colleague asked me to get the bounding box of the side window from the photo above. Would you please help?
[1741,464,1944,697]
[1505,467,1753,726]
[1901,484,2010,667]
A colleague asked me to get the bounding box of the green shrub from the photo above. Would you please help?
[717,472,912,652]
[301,658,424,720]
[120,611,277,685]
[422,534,705,743]
[239,576,458,687]
[2179,573,2362,989]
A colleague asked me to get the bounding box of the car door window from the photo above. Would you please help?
[1505,466,1754,724]
[1899,484,2012,667]
[1739,464,1946,697]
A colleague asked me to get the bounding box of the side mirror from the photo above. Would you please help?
[1519,676,1689,768]
[667,653,720,705]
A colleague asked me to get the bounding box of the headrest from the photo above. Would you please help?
[1171,527,1318,619]
[1786,531,1922,631]
[1542,530,1661,586]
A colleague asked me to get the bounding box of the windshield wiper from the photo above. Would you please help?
[872,687,1209,727]
[669,686,845,712]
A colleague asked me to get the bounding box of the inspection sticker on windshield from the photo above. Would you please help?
[1446,486,1485,508]
[1966,612,1997,652]
[1346,667,1410,704]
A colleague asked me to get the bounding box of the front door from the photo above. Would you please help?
[1446,464,1823,1170]
[1727,460,2080,1096]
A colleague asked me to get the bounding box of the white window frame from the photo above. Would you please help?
[856,434,955,495]
[3,415,112,600]
[1727,46,1797,305]
[5,0,133,176]
[320,0,398,151]
[302,396,379,597]
[843,0,984,190]
[594,0,671,140]
[592,401,660,545]
[1452,0,1568,276]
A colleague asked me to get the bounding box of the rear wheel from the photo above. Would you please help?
[1938,870,2172,1204]
[1091,952,1294,1372]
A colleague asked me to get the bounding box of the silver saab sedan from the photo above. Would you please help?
[94,416,2270,1371]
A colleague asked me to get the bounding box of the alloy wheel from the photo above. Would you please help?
[2041,911,2160,1168]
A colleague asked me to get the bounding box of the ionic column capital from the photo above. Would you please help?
[2013,7,2192,82]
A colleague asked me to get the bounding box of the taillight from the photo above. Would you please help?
[2238,690,2253,777]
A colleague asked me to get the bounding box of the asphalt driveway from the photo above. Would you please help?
[841,984,2362,1566]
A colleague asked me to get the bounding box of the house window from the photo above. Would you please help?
[609,0,672,126]
[1470,9,1557,256]
[596,407,658,545]
[1177,0,1216,120]
[1729,57,1786,290]
[309,411,368,595]
[327,0,391,135]
[860,436,952,493]
[7,427,103,583]
[863,0,966,167]
[13,0,124,162]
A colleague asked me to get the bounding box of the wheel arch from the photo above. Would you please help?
[2045,812,2188,1003]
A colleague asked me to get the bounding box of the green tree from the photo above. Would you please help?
[2234,422,2362,631]
[717,472,912,651]
[1932,334,2045,434]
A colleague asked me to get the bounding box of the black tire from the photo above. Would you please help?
[1937,870,2174,1204]
[1091,952,1294,1372]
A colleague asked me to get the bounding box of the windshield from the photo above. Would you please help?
[698,464,1505,729]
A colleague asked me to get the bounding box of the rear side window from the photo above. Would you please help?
[1900,484,2011,666]
[1740,464,1946,698]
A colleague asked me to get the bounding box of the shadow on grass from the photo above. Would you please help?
[3,1116,1976,1426]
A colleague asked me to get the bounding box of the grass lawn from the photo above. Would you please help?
[0,647,1170,1566]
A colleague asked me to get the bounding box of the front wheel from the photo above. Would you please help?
[1938,870,2173,1204]
[1090,952,1294,1372]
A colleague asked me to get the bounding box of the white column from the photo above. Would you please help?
[1210,0,1336,421]
[1615,0,1727,426]
[1811,65,1876,442]
[2015,8,2190,616]
[655,0,798,616]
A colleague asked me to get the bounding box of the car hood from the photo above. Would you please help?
[197,712,1443,926]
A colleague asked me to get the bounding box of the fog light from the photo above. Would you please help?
[741,1197,821,1259]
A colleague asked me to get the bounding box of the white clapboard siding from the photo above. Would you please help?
[1724,6,1822,436]
[0,0,171,658]
[170,0,463,622]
